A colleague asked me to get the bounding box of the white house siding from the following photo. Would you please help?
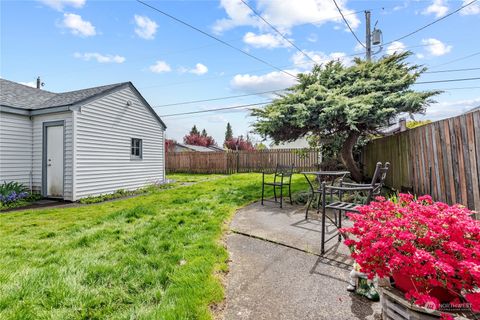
[32,112,73,200]
[0,112,33,188]
[74,87,165,199]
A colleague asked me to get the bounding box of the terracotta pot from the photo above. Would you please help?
[392,273,457,303]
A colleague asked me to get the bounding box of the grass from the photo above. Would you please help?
[0,173,307,319]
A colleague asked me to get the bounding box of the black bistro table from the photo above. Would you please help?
[301,170,350,219]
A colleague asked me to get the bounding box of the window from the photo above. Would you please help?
[131,138,142,159]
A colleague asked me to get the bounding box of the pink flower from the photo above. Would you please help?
[342,194,480,309]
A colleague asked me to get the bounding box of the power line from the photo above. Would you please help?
[160,78,480,118]
[430,51,480,69]
[136,0,296,79]
[424,67,480,74]
[160,101,270,117]
[439,86,480,91]
[416,77,480,84]
[153,69,480,108]
[239,0,317,63]
[379,0,478,47]
[331,0,366,48]
[153,89,285,108]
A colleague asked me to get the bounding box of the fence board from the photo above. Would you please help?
[362,109,480,212]
[166,148,320,175]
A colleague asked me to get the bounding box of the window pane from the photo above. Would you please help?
[131,138,142,158]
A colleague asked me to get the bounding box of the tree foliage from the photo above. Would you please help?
[224,122,233,143]
[224,136,255,151]
[190,125,199,136]
[165,139,176,153]
[251,52,439,181]
[183,126,216,147]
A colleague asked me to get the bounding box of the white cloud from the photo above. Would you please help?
[416,53,425,59]
[213,0,360,34]
[207,115,228,123]
[149,60,171,73]
[62,13,96,37]
[38,0,85,11]
[190,63,208,75]
[230,69,298,93]
[74,52,126,63]
[19,81,37,88]
[134,15,158,40]
[386,41,406,55]
[422,0,449,18]
[243,32,290,49]
[422,38,452,56]
[419,98,480,121]
[460,0,480,15]
[291,50,353,70]
[178,63,209,75]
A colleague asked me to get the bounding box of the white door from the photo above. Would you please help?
[46,125,64,197]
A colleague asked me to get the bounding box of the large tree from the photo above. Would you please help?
[252,52,439,181]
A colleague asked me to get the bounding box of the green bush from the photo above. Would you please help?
[0,181,28,197]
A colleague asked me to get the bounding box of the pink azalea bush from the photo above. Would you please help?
[341,194,480,313]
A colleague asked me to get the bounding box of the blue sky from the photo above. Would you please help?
[1,0,479,144]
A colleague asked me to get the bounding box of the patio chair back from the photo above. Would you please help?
[274,164,294,181]
[366,162,390,203]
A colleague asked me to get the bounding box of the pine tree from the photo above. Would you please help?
[190,125,199,136]
[225,122,233,142]
[201,129,208,137]
[252,52,439,181]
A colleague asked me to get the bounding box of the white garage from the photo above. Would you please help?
[0,79,166,201]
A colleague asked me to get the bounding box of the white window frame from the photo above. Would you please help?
[131,138,143,160]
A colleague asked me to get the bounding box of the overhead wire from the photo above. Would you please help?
[160,77,480,118]
[239,0,317,63]
[331,0,366,48]
[377,0,478,47]
[136,0,296,79]
[153,68,480,108]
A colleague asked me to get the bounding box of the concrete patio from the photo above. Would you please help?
[224,201,381,320]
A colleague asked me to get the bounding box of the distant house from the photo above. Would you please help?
[0,79,166,201]
[270,137,310,149]
[172,142,224,152]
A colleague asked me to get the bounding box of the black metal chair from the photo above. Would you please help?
[261,164,294,208]
[320,162,390,254]
[303,171,350,219]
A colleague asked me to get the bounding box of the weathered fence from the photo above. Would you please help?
[362,109,480,212]
[166,148,320,174]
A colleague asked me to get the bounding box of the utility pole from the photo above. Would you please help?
[365,10,371,61]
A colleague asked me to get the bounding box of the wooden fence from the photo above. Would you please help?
[166,148,320,174]
[362,109,480,212]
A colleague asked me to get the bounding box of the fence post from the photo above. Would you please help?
[236,151,240,173]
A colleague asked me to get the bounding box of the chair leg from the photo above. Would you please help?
[280,184,283,208]
[321,199,326,255]
[305,193,313,219]
[273,185,277,202]
[261,183,264,205]
[316,191,322,213]
[289,184,292,205]
[338,210,342,242]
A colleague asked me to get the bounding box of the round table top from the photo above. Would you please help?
[301,171,350,176]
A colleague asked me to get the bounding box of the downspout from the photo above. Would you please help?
[30,115,33,193]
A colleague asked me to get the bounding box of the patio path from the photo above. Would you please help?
[223,201,381,320]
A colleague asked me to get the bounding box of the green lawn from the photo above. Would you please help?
[0,173,307,320]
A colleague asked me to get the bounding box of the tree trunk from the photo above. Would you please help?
[341,131,363,182]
